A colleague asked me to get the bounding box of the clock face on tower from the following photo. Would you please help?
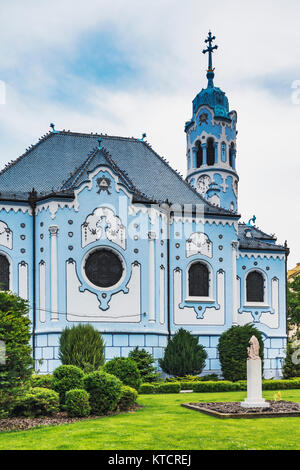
[196,175,211,195]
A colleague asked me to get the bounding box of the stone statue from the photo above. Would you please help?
[247,335,260,360]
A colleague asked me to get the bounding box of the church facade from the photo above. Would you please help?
[0,34,288,377]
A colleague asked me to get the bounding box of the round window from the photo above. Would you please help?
[84,248,123,288]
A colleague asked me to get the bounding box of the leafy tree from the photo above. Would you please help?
[287,276,300,332]
[58,324,105,372]
[0,291,33,391]
[128,347,161,383]
[158,329,207,377]
[218,324,264,381]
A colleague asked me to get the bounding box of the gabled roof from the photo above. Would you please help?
[0,130,236,216]
[238,223,286,252]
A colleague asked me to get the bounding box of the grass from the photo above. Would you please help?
[0,390,299,450]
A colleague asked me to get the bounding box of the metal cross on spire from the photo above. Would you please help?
[202,31,218,71]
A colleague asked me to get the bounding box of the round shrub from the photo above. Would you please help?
[30,374,53,389]
[65,389,91,417]
[58,324,105,372]
[117,385,138,411]
[103,357,142,391]
[83,371,122,415]
[218,325,264,381]
[52,365,84,404]
[159,329,207,377]
[12,387,60,417]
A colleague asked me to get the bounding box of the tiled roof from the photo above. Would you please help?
[0,130,236,215]
[238,223,286,252]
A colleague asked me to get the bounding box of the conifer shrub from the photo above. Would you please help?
[52,365,84,404]
[65,389,91,417]
[282,337,300,379]
[12,387,60,417]
[128,347,161,383]
[103,357,142,391]
[83,371,122,415]
[218,324,264,382]
[30,374,53,389]
[117,385,138,411]
[158,329,207,377]
[0,291,34,391]
[58,324,105,372]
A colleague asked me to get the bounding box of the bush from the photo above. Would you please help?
[117,385,138,411]
[103,357,142,391]
[65,389,91,417]
[180,382,194,391]
[159,329,207,377]
[156,382,181,394]
[12,387,60,417]
[84,371,122,415]
[262,379,300,390]
[0,291,34,391]
[128,347,161,383]
[166,374,219,383]
[52,365,84,404]
[30,374,53,389]
[282,338,300,379]
[218,325,264,382]
[58,324,105,372]
[139,383,156,394]
[192,381,240,393]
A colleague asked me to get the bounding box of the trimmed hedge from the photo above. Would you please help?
[65,389,91,417]
[52,365,84,404]
[192,381,241,393]
[155,383,181,394]
[30,374,53,389]
[118,385,138,411]
[84,371,122,415]
[262,379,300,390]
[139,384,156,394]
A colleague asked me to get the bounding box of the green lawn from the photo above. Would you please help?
[0,390,300,450]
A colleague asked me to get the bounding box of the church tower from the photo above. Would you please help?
[185,32,238,212]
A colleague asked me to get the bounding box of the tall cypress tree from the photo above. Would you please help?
[159,329,207,377]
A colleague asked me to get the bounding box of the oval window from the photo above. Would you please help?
[84,249,123,288]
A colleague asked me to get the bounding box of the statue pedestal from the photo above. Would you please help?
[241,358,270,408]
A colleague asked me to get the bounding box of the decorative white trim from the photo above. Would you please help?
[186,232,213,258]
[0,204,32,215]
[37,200,74,220]
[148,234,156,322]
[39,261,46,323]
[159,267,165,325]
[0,221,12,249]
[81,207,126,250]
[18,262,28,300]
[260,278,279,329]
[232,241,238,325]
[238,252,285,261]
[49,226,59,321]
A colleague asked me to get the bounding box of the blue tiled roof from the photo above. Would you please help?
[238,224,286,252]
[0,131,235,215]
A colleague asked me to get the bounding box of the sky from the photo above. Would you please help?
[0,0,299,268]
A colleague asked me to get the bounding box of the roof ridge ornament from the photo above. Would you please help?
[202,31,218,88]
[50,123,59,134]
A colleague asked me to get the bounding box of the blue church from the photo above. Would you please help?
[0,33,288,378]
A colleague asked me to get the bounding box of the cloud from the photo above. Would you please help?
[0,0,299,266]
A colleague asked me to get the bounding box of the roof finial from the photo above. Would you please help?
[139,133,147,142]
[98,137,102,150]
[50,123,59,133]
[202,31,218,88]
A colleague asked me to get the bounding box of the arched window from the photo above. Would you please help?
[221,142,226,162]
[207,138,215,166]
[188,262,209,297]
[0,254,10,291]
[246,271,264,303]
[229,143,235,168]
[196,142,203,168]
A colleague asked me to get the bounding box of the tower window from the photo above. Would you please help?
[188,262,209,297]
[229,143,235,168]
[221,142,226,162]
[0,254,10,291]
[246,271,264,303]
[196,142,203,168]
[207,138,215,166]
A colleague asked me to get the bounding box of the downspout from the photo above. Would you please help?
[166,200,171,341]
[284,240,290,340]
[29,189,37,366]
